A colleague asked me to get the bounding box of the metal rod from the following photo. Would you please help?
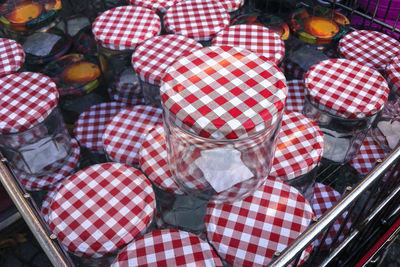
[0,157,74,267]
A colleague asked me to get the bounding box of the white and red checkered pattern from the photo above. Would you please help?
[339,30,400,71]
[129,0,183,14]
[73,102,127,152]
[0,38,25,78]
[133,34,202,86]
[48,163,155,258]
[270,111,324,181]
[349,132,387,175]
[163,0,230,42]
[305,58,389,119]
[111,229,223,267]
[205,177,314,266]
[92,5,161,51]
[312,183,352,250]
[385,55,400,95]
[103,105,163,165]
[211,24,285,64]
[139,125,184,195]
[41,182,63,224]
[161,46,287,139]
[17,138,80,191]
[220,0,245,12]
[0,72,58,134]
[286,79,305,113]
[107,87,145,106]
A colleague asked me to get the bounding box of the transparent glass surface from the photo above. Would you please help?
[285,166,318,205]
[140,80,161,107]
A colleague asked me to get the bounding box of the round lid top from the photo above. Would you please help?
[305,58,389,119]
[0,38,25,78]
[102,105,163,165]
[0,72,58,134]
[48,163,155,257]
[139,125,185,195]
[133,34,202,86]
[270,110,324,180]
[163,0,230,41]
[220,0,245,12]
[160,46,287,139]
[205,178,314,266]
[129,0,184,13]
[339,30,400,71]
[211,24,285,64]
[92,5,161,51]
[385,55,400,95]
[111,229,222,267]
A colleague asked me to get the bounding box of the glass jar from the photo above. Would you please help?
[303,59,389,163]
[0,72,72,176]
[161,46,287,204]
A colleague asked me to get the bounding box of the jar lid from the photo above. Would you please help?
[48,163,155,257]
[41,181,63,224]
[0,0,61,31]
[17,138,80,191]
[385,56,400,95]
[139,125,185,195]
[0,38,25,78]
[111,229,223,267]
[211,25,284,64]
[270,111,324,180]
[102,105,163,165]
[286,79,305,113]
[129,0,183,13]
[305,58,389,119]
[339,30,400,71]
[161,46,287,139]
[73,102,127,152]
[43,53,101,97]
[92,5,161,51]
[163,0,230,42]
[0,72,59,134]
[133,35,202,86]
[205,178,314,266]
[220,0,245,12]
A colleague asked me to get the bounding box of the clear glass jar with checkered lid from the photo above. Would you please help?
[303,58,390,163]
[160,46,287,204]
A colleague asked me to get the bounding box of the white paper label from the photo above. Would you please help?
[194,147,253,193]
[23,33,62,57]
[321,128,350,163]
[377,120,400,150]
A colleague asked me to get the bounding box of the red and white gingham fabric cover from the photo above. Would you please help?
[102,105,163,165]
[0,38,25,78]
[161,46,287,139]
[73,102,127,152]
[41,182,63,224]
[48,163,155,258]
[17,138,80,191]
[0,72,58,134]
[286,79,305,113]
[385,55,400,95]
[205,177,314,266]
[92,6,161,51]
[270,110,324,181]
[111,229,223,267]
[133,34,203,86]
[220,0,245,12]
[211,24,285,64]
[163,0,230,42]
[129,0,183,14]
[139,125,184,195]
[339,30,400,71]
[305,58,389,119]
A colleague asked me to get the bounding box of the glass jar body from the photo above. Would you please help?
[284,166,318,204]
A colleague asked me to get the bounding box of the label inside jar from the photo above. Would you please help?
[321,128,350,163]
[194,147,253,193]
[23,33,61,57]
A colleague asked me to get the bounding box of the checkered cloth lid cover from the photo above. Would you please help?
[220,0,245,12]
[163,0,230,41]
[205,177,314,266]
[17,138,80,191]
[161,46,287,139]
[48,163,155,257]
[92,5,161,51]
[139,125,184,195]
[286,79,305,113]
[270,110,324,180]
[111,229,223,267]
[133,34,202,86]
[0,72,59,134]
[129,0,183,14]
[211,24,285,64]
[305,58,389,119]
[102,105,163,165]
[339,30,400,71]
[73,102,127,152]
[41,181,64,224]
[0,38,25,78]
[385,55,400,95]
